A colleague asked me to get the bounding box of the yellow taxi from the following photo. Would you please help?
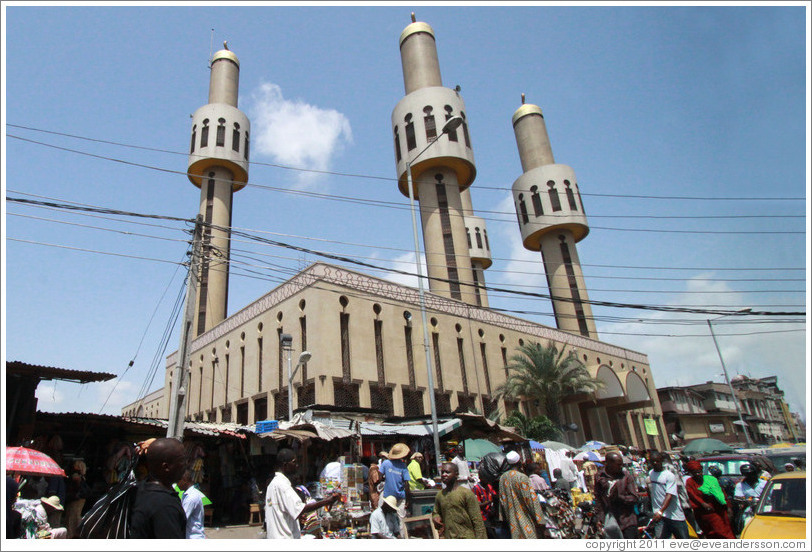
[740,471,806,539]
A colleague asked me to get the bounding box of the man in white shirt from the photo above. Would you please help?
[369,495,400,539]
[734,463,767,499]
[648,452,688,539]
[560,450,579,490]
[450,445,472,489]
[265,448,340,538]
[178,470,206,539]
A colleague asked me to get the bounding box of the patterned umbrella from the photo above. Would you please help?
[6,446,66,476]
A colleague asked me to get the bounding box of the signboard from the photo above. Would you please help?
[709,423,726,434]
[644,418,659,436]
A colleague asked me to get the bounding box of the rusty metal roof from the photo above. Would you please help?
[35,411,247,439]
[6,361,116,383]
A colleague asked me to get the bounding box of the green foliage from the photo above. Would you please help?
[503,410,562,441]
[494,341,604,426]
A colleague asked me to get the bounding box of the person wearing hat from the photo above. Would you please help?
[432,462,487,539]
[38,496,67,538]
[379,443,412,537]
[684,460,734,538]
[407,452,432,490]
[498,450,546,538]
[784,462,796,472]
[369,495,401,539]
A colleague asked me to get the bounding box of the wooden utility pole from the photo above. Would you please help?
[167,215,204,440]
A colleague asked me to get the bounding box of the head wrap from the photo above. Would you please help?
[685,460,702,472]
[506,451,521,465]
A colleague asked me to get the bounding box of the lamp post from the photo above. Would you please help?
[289,350,312,422]
[707,308,753,446]
[405,115,463,477]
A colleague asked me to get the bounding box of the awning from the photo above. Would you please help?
[360,418,462,438]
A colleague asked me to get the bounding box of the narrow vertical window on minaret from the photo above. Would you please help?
[201,119,209,147]
[190,125,196,154]
[548,180,562,212]
[393,127,402,162]
[423,106,436,141]
[405,114,417,151]
[216,118,226,146]
[232,123,240,152]
[565,180,578,210]
[575,182,587,214]
[475,228,483,249]
[472,270,482,306]
[483,230,490,251]
[444,106,458,142]
[257,336,263,391]
[460,112,471,148]
[518,194,529,224]
[466,227,472,248]
[531,186,543,216]
[244,132,250,160]
[559,236,590,336]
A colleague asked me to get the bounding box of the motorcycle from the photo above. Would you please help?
[730,496,758,537]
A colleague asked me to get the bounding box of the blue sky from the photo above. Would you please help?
[3,4,809,423]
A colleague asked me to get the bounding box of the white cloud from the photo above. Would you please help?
[381,250,427,289]
[247,82,353,189]
[597,275,807,417]
[494,192,547,289]
[35,379,135,416]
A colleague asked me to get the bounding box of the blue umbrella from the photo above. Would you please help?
[580,440,607,451]
[528,440,545,450]
[574,450,604,462]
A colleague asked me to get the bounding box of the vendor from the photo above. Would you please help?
[369,496,400,539]
[407,452,432,490]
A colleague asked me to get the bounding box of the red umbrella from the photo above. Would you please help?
[6,446,66,477]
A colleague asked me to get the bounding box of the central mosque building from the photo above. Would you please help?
[123,16,668,449]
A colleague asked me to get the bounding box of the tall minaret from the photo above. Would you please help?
[392,14,489,306]
[511,96,597,338]
[187,44,250,336]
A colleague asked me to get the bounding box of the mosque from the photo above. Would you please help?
[122,15,667,449]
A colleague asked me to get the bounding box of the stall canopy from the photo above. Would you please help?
[361,418,462,438]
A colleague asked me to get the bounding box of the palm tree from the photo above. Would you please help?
[495,341,603,427]
[503,410,562,441]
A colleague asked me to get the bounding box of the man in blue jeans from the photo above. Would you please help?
[379,443,411,538]
[648,451,689,539]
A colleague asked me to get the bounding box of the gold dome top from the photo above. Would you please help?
[211,49,239,67]
[399,21,435,47]
[512,102,543,126]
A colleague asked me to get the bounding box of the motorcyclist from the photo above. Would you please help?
[734,463,766,500]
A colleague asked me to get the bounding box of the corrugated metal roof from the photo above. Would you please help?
[35,411,247,439]
[360,418,462,438]
[7,361,116,383]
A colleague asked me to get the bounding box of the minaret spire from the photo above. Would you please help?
[187,45,250,335]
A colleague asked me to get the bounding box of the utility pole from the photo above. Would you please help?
[167,215,204,440]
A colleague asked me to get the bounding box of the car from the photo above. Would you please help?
[764,447,806,474]
[697,454,776,496]
[740,471,806,539]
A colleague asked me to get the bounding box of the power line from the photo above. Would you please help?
[8,124,806,202]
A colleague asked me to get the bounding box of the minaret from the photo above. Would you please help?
[511,96,597,338]
[460,189,491,307]
[187,44,250,336]
[392,15,488,306]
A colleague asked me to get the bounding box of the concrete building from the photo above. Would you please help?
[731,375,792,444]
[122,16,668,449]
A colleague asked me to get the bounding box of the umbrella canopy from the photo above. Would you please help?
[769,442,794,449]
[580,440,608,451]
[541,440,577,452]
[528,440,545,450]
[574,450,604,462]
[6,447,66,477]
[173,484,212,506]
[462,439,502,462]
[682,438,735,456]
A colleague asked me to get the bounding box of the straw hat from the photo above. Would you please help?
[411,452,423,460]
[41,496,63,511]
[382,495,399,510]
[388,443,410,460]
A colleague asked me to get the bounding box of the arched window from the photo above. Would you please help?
[444,106,458,142]
[200,119,209,148]
[483,229,490,250]
[575,182,587,214]
[405,114,417,151]
[466,227,472,248]
[547,180,562,212]
[244,131,250,160]
[190,125,197,154]
[475,227,483,249]
[232,122,240,152]
[518,194,529,224]
[530,185,543,216]
[394,127,402,162]
[460,112,471,148]
[564,179,578,210]
[216,118,226,147]
[423,106,436,141]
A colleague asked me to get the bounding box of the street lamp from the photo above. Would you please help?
[405,115,463,477]
[707,308,753,446]
[280,333,311,423]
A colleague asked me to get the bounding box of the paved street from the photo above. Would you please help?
[205,524,265,539]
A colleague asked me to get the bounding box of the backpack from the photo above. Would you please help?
[77,457,138,538]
